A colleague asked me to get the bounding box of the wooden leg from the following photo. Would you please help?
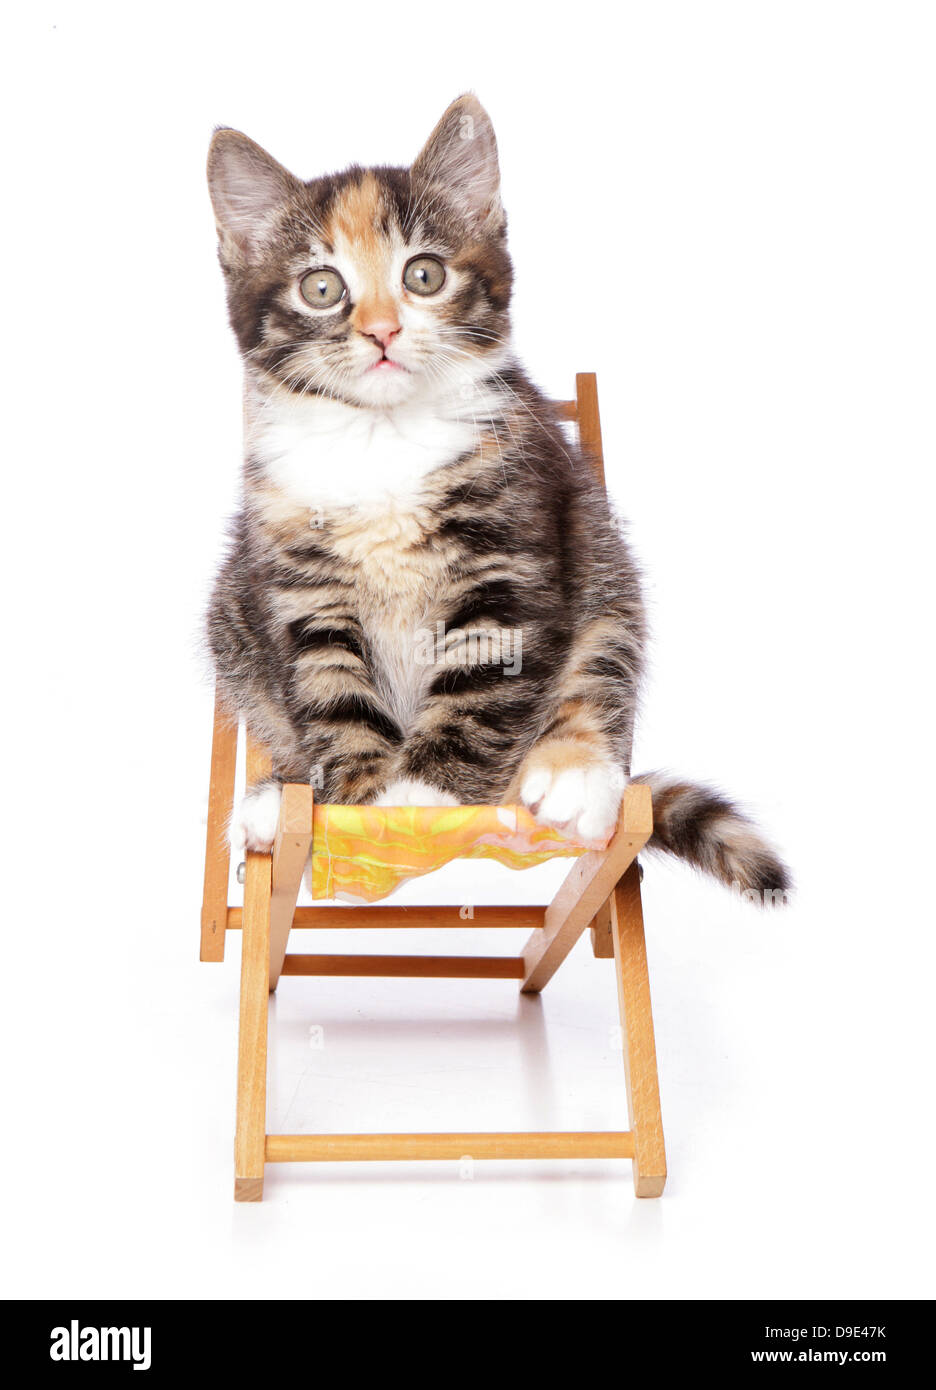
[589,896,614,958]
[611,862,666,1197]
[234,848,272,1201]
[269,785,314,992]
[199,696,238,963]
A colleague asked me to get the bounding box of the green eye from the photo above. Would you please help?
[403,255,445,296]
[299,268,346,308]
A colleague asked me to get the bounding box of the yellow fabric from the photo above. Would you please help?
[309,803,593,903]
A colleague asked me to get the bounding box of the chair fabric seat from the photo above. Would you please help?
[308,803,594,903]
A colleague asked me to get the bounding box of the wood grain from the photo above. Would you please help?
[281,954,524,979]
[576,372,606,484]
[226,904,545,930]
[612,862,667,1197]
[233,732,274,1202]
[265,1131,634,1162]
[268,783,314,991]
[199,695,238,962]
[589,896,615,958]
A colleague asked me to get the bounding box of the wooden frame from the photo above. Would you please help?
[201,373,667,1201]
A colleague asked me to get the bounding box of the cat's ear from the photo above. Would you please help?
[412,94,503,231]
[207,128,301,262]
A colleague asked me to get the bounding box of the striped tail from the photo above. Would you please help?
[631,772,791,905]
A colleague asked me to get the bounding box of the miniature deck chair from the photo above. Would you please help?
[200,373,666,1201]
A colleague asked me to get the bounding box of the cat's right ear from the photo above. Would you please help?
[207,129,300,263]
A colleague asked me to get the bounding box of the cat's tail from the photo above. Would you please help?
[630,771,791,905]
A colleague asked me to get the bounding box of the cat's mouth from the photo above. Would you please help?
[366,354,408,375]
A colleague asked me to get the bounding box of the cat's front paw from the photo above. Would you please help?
[374,779,460,807]
[231,782,283,852]
[519,752,626,845]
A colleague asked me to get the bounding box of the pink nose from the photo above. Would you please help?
[360,319,401,350]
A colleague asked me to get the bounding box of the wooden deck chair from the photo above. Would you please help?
[200,373,666,1201]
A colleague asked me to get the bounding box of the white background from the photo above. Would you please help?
[2,1,934,1300]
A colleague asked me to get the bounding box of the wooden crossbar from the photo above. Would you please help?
[281,954,525,979]
[226,904,546,930]
[265,1132,635,1162]
[205,374,668,1202]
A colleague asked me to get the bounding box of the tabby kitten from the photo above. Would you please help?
[206,94,789,899]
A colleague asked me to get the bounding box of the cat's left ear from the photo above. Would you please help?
[412,94,503,231]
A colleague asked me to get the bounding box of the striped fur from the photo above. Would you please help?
[633,774,792,903]
[206,95,789,900]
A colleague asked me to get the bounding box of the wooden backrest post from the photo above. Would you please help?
[575,372,606,485]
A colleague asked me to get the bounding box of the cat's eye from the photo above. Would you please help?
[299,268,346,309]
[403,256,446,296]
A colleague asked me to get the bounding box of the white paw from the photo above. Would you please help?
[373,779,460,807]
[231,783,282,852]
[520,759,626,845]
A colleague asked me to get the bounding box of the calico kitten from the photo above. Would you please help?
[206,94,790,900]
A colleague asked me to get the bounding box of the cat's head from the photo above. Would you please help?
[207,95,512,409]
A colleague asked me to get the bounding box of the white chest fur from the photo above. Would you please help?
[248,390,479,515]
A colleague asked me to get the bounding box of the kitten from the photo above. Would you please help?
[206,94,790,901]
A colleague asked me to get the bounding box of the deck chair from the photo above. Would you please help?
[200,373,666,1201]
